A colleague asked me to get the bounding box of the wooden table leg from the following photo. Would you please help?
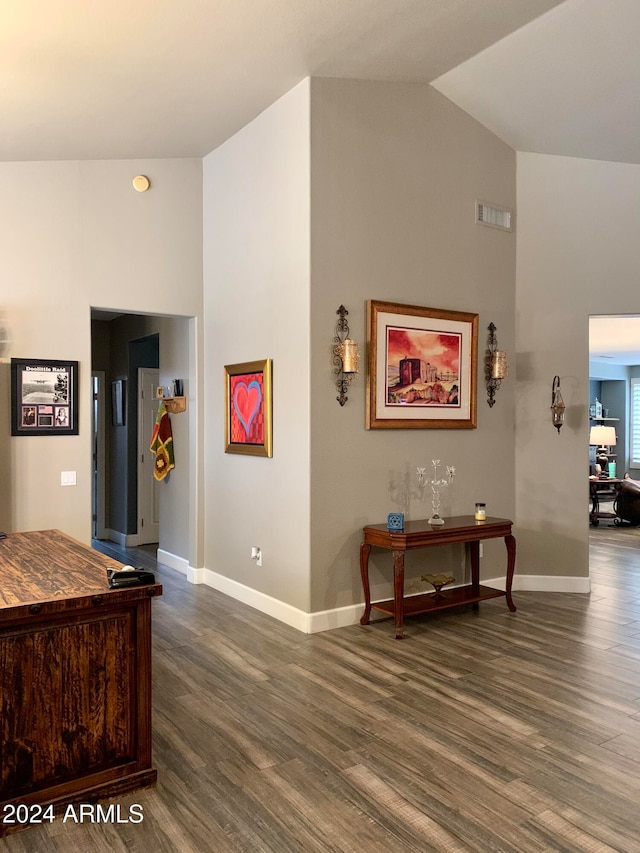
[393,549,405,639]
[469,540,480,611]
[359,543,372,625]
[469,541,480,595]
[504,534,517,612]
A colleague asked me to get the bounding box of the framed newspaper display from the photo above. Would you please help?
[11,358,79,436]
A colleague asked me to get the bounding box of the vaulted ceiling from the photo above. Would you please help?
[0,0,597,162]
[432,0,640,167]
[12,0,640,360]
[11,1,638,358]
[5,1,637,165]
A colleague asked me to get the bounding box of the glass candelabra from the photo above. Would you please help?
[417,460,456,526]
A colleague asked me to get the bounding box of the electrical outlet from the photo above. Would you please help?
[61,471,76,486]
[479,543,483,558]
[251,546,262,567]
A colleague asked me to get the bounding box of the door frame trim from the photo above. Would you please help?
[137,367,160,543]
[91,371,107,540]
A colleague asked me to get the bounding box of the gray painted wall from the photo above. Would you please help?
[204,79,312,610]
[203,77,516,614]
[309,79,517,611]
[0,158,202,556]
[516,153,640,580]
[2,82,638,620]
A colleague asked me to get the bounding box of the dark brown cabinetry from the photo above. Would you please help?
[0,530,162,833]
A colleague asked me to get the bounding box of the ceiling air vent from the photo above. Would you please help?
[476,200,513,232]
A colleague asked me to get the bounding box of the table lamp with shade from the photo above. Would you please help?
[589,425,617,477]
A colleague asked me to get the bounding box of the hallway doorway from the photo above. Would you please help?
[588,315,640,560]
[91,309,194,569]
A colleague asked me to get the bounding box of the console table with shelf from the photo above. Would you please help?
[359,515,516,639]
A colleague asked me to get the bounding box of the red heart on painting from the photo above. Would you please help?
[233,381,262,435]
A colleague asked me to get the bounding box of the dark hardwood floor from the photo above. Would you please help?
[3,529,640,852]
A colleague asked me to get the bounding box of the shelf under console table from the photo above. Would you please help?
[359,515,517,639]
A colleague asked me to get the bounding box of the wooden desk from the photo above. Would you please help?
[0,530,162,833]
[360,516,516,639]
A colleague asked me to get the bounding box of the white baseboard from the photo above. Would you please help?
[157,548,188,575]
[156,548,205,585]
[484,574,591,594]
[105,529,141,548]
[201,568,311,632]
[307,604,387,633]
[187,566,206,584]
[530,574,591,593]
[306,575,590,632]
[198,570,393,634]
[157,564,590,636]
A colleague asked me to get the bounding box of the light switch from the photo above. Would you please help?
[61,471,77,486]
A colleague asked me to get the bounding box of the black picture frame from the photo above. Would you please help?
[11,358,79,436]
[111,379,125,426]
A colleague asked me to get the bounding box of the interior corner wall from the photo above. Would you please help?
[0,158,202,546]
[515,153,640,580]
[309,79,517,613]
[203,79,311,612]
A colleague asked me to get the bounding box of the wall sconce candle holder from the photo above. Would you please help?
[333,305,359,406]
[551,375,566,433]
[485,322,507,407]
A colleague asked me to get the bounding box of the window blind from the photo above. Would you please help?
[630,378,640,466]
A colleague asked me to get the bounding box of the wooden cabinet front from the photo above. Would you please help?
[0,530,161,829]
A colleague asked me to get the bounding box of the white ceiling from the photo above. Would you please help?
[429,0,640,366]
[432,0,640,166]
[10,1,640,357]
[590,317,640,367]
[3,0,637,165]
[0,0,566,161]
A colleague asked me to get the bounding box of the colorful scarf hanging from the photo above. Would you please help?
[150,400,175,481]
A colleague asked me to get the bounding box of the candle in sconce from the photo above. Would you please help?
[491,351,507,380]
[341,339,359,373]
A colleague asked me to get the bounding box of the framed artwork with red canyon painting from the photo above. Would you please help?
[224,359,273,456]
[366,300,478,430]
